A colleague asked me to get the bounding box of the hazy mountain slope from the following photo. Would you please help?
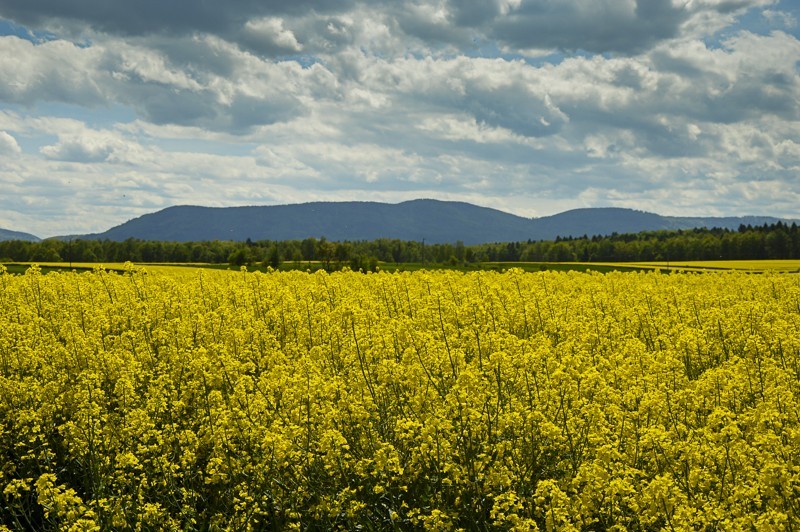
[0,228,40,242]
[533,209,791,239]
[531,208,669,239]
[65,200,795,244]
[85,200,537,245]
[663,215,789,231]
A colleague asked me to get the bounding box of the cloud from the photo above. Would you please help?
[0,36,107,106]
[393,0,779,55]
[645,31,800,120]
[0,0,798,238]
[0,33,337,133]
[762,8,798,28]
[2,0,779,60]
[325,54,571,139]
[242,17,303,55]
[490,0,684,54]
[0,130,21,155]
[0,0,355,38]
[3,1,791,137]
[41,134,118,162]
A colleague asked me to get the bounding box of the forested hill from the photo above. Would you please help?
[66,200,792,244]
[73,200,535,245]
[0,228,40,242]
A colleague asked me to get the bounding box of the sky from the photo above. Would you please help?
[0,0,799,238]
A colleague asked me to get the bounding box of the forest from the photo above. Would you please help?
[1,222,799,269]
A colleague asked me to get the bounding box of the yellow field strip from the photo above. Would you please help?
[15,261,208,268]
[627,260,800,272]
[11,260,800,274]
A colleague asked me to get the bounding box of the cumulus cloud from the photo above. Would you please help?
[0,33,336,133]
[242,17,303,55]
[41,134,118,162]
[0,36,107,105]
[0,0,798,237]
[0,131,21,155]
[393,0,780,54]
[3,0,779,59]
[490,0,685,54]
[0,0,354,38]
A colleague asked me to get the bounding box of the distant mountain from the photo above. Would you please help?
[0,228,40,242]
[72,200,535,245]
[534,208,790,237]
[64,200,796,245]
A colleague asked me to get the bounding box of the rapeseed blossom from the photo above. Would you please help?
[0,266,798,529]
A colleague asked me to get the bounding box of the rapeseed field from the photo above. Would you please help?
[1,264,798,530]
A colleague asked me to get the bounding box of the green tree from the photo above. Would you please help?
[228,248,250,267]
[334,242,351,266]
[266,245,282,269]
[765,229,790,259]
[317,238,335,270]
[29,242,62,262]
[301,238,318,261]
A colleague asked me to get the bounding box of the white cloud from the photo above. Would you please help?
[243,17,304,54]
[417,114,525,144]
[113,43,204,91]
[0,0,798,237]
[762,8,798,28]
[0,131,21,155]
[0,36,107,105]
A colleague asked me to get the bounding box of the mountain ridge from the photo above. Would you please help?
[0,228,41,242]
[47,199,795,245]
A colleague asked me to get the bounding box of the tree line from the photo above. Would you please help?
[1,222,799,269]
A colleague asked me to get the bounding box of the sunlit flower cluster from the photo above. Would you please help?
[1,264,799,529]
